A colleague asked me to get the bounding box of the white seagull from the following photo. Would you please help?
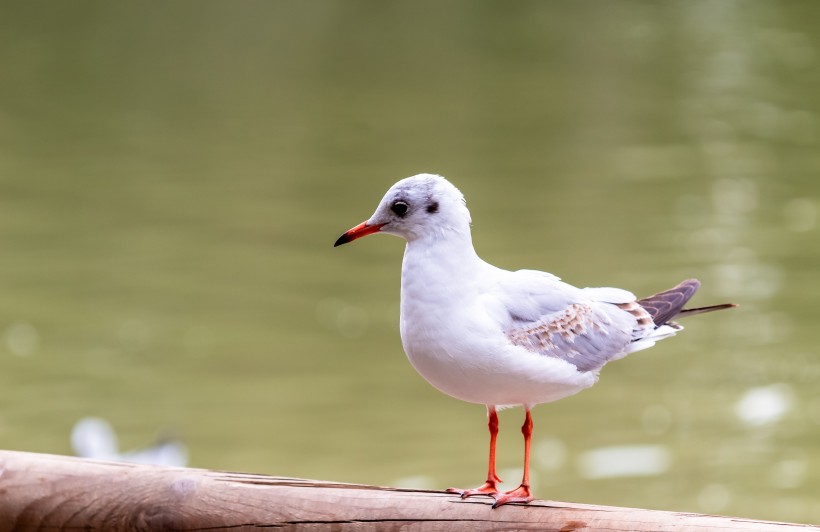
[334,173,735,508]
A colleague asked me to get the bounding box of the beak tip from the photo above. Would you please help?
[333,220,384,248]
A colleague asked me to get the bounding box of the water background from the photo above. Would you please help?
[1,1,818,524]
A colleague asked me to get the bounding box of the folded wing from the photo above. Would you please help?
[497,271,642,373]
[499,275,734,374]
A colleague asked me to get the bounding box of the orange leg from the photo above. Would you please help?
[492,408,535,508]
[447,406,502,498]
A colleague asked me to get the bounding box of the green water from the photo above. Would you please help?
[1,1,818,524]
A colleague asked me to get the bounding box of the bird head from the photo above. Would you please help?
[334,173,471,246]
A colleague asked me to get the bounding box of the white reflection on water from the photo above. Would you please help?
[392,474,436,490]
[734,383,795,427]
[71,416,189,467]
[533,436,567,471]
[770,455,807,489]
[498,467,531,491]
[711,177,758,215]
[577,445,670,480]
[4,321,40,357]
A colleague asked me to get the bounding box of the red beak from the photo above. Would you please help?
[334,221,387,247]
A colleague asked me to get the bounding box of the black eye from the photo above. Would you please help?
[391,201,409,216]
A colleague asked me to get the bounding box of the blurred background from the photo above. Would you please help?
[1,0,818,524]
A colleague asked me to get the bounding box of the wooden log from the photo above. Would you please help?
[0,450,816,531]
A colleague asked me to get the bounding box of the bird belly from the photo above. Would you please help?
[400,318,596,407]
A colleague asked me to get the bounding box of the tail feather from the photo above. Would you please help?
[638,278,736,326]
[676,303,738,318]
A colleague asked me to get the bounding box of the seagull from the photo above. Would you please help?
[334,173,736,508]
[71,417,189,467]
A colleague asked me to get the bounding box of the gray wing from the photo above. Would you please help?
[505,302,637,372]
[495,270,648,373]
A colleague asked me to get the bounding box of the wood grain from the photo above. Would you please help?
[0,450,816,531]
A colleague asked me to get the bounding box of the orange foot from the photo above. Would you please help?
[446,479,500,499]
[491,484,533,508]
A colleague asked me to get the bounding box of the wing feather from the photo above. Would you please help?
[637,279,700,325]
[494,270,672,373]
[504,302,635,373]
[498,275,734,374]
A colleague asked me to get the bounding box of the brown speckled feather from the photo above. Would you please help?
[505,303,635,372]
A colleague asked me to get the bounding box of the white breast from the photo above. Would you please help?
[398,238,596,407]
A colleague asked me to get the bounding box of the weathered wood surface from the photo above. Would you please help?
[0,450,816,531]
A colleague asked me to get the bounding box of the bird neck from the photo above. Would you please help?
[401,229,484,294]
